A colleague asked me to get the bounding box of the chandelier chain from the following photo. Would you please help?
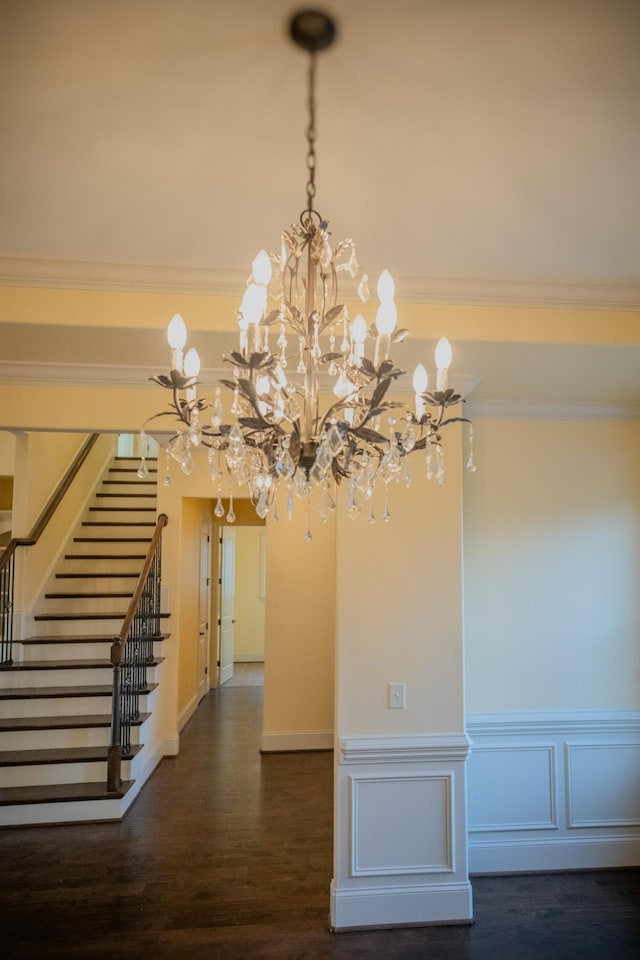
[305,52,317,216]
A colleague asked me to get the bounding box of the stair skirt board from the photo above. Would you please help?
[0,451,167,828]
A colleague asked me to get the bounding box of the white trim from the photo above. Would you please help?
[177,693,199,733]
[349,772,454,877]
[2,257,640,309]
[565,741,640,829]
[233,654,264,663]
[468,744,558,833]
[467,400,640,421]
[340,733,472,765]
[330,879,473,931]
[260,729,333,752]
[466,710,640,738]
[469,835,640,874]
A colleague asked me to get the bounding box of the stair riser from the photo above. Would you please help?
[1,759,131,788]
[53,577,142,592]
[61,559,147,575]
[79,524,157,538]
[95,496,157,509]
[0,697,113,719]
[20,641,163,660]
[88,511,157,524]
[31,619,134,637]
[68,541,152,556]
[0,722,145,751]
[0,667,113,686]
[0,795,130,827]
[39,597,134,614]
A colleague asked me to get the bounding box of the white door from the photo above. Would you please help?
[197,513,212,701]
[218,526,236,685]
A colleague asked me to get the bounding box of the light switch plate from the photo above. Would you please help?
[389,682,406,709]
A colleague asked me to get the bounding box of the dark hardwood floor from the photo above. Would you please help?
[1,686,638,959]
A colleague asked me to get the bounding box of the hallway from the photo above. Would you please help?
[1,685,639,959]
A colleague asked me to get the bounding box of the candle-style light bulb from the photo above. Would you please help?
[240,283,266,326]
[167,313,187,350]
[183,347,200,379]
[252,250,272,286]
[413,363,428,418]
[167,313,187,371]
[375,300,397,336]
[376,269,395,302]
[435,336,453,390]
[351,314,367,343]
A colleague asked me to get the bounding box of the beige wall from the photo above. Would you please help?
[262,486,335,739]
[12,432,116,614]
[0,431,16,475]
[157,457,335,744]
[463,418,640,713]
[177,498,206,721]
[335,424,465,738]
[233,526,266,662]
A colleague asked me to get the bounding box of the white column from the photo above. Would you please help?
[332,424,472,929]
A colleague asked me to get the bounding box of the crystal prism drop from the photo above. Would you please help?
[402,425,417,453]
[227,498,236,523]
[326,424,344,456]
[287,492,294,520]
[214,497,225,518]
[163,473,172,487]
[357,273,370,303]
[180,452,193,476]
[137,461,149,479]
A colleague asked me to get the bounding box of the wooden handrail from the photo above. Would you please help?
[113,513,169,654]
[0,433,100,574]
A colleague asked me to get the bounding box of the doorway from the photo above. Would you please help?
[213,508,266,690]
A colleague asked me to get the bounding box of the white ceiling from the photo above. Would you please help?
[1,0,639,411]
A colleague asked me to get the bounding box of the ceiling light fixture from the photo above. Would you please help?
[144,9,475,535]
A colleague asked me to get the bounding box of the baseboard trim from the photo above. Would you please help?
[233,655,264,663]
[469,835,640,874]
[260,729,333,752]
[178,694,199,734]
[330,879,473,931]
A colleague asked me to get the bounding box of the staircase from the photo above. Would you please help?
[0,456,167,827]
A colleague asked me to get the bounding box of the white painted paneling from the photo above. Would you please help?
[350,773,452,876]
[468,745,557,831]
[566,743,640,828]
[332,733,472,929]
[467,712,640,873]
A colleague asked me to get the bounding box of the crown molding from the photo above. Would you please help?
[467,399,640,421]
[1,257,639,310]
[0,360,479,399]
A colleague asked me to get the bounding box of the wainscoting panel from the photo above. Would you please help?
[467,712,640,873]
[331,733,473,930]
[566,742,640,828]
[468,745,557,832]
[350,772,452,876]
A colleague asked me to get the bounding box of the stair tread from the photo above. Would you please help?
[95,493,156,498]
[20,634,169,644]
[56,573,140,579]
[64,554,148,560]
[73,537,153,542]
[46,591,134,597]
[34,611,169,621]
[102,480,156,485]
[0,658,164,670]
[109,468,158,473]
[115,456,158,461]
[0,744,142,766]
[82,522,156,527]
[0,779,135,805]
[0,713,150,731]
[90,506,156,512]
[0,683,158,700]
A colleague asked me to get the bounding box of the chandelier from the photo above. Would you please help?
[144,10,475,535]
